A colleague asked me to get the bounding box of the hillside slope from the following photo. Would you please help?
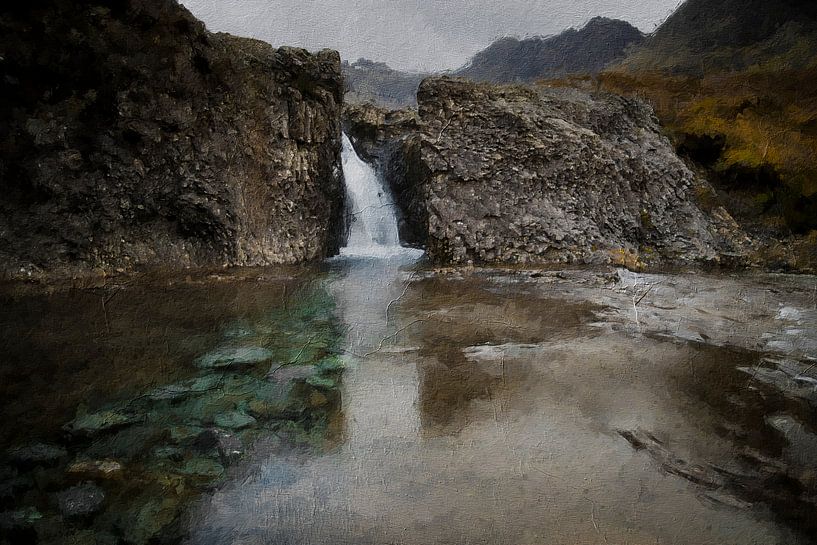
[602,0,817,269]
[619,0,817,74]
[456,17,644,83]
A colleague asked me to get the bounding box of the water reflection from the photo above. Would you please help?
[327,254,425,453]
[185,266,814,545]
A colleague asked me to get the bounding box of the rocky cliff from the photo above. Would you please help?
[0,0,345,278]
[347,77,748,267]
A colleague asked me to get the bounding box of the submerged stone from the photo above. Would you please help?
[147,374,224,401]
[151,446,184,462]
[67,459,123,480]
[64,409,140,436]
[81,425,161,461]
[121,498,184,545]
[268,365,319,383]
[169,425,207,444]
[194,347,273,369]
[247,400,283,420]
[0,507,42,530]
[213,411,256,430]
[54,483,105,518]
[308,391,329,408]
[306,375,337,390]
[179,458,224,479]
[8,443,67,466]
[194,429,244,466]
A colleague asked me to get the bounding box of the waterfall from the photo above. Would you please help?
[339,133,422,259]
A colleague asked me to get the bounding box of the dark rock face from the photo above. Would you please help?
[0,0,345,278]
[456,17,645,83]
[351,77,748,266]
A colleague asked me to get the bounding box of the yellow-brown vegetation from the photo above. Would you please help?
[596,64,817,232]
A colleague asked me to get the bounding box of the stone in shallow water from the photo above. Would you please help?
[64,410,140,436]
[169,425,206,444]
[268,364,318,383]
[120,498,184,545]
[0,507,42,530]
[67,459,123,480]
[308,391,329,408]
[213,411,256,430]
[194,347,273,369]
[151,446,184,462]
[54,483,105,517]
[194,429,244,466]
[81,425,161,461]
[306,375,337,389]
[147,374,224,401]
[223,324,254,339]
[8,443,67,466]
[179,458,224,478]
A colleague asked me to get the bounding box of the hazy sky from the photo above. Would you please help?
[181,0,683,72]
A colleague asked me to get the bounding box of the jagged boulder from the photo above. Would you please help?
[348,77,749,266]
[0,0,345,278]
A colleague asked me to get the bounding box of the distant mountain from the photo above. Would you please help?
[618,0,817,73]
[454,17,645,83]
[342,59,426,108]
[342,17,646,108]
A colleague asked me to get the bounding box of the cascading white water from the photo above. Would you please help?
[339,133,422,259]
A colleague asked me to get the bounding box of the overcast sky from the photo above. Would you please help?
[181,0,683,72]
